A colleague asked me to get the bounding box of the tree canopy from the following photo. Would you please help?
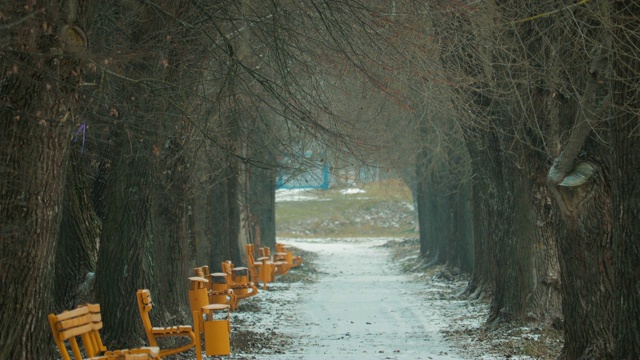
[1,1,639,358]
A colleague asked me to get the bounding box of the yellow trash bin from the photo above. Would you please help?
[257,257,273,283]
[201,304,231,356]
[232,267,249,296]
[209,273,229,304]
[188,277,209,316]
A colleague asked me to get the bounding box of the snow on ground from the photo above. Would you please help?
[213,237,562,360]
[224,238,468,360]
[275,187,366,202]
[275,188,327,202]
[338,188,366,195]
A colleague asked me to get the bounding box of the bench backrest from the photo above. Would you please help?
[49,306,93,360]
[83,303,108,357]
[48,303,108,360]
[220,261,233,277]
[245,244,256,267]
[136,289,158,347]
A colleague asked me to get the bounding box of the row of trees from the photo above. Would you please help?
[1,1,639,359]
[384,1,640,358]
[0,1,380,358]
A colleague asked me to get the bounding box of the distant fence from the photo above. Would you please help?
[276,159,330,189]
[276,149,330,190]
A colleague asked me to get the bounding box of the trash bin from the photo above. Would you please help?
[209,272,230,305]
[187,276,209,316]
[232,267,249,296]
[257,257,273,283]
[202,304,231,356]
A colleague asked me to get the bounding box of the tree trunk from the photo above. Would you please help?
[553,158,614,359]
[207,156,241,269]
[0,4,81,357]
[95,129,155,347]
[542,4,615,356]
[0,115,71,359]
[611,2,640,356]
[415,140,473,271]
[249,164,277,249]
[246,115,278,250]
[150,124,192,322]
[450,179,473,273]
[55,149,101,310]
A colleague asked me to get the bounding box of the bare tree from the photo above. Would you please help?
[0,1,86,357]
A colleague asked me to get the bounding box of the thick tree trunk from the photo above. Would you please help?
[475,131,521,323]
[553,158,614,359]
[248,121,278,250]
[249,164,277,249]
[611,2,640,356]
[150,128,192,322]
[95,132,155,347]
[0,4,81,357]
[466,177,495,298]
[207,156,241,269]
[55,149,101,310]
[463,120,561,324]
[0,116,71,359]
[542,5,615,356]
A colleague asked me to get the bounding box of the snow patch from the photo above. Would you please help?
[339,188,365,195]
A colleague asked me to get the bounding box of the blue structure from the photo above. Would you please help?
[276,150,330,189]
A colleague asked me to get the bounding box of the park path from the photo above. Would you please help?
[236,237,468,360]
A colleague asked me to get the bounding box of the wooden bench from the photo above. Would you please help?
[276,243,303,268]
[259,246,291,276]
[48,304,160,360]
[136,289,196,358]
[220,260,259,301]
[193,266,238,310]
[245,244,277,290]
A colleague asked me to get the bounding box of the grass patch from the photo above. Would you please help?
[276,179,417,238]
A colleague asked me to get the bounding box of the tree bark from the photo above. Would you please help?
[150,124,192,323]
[0,115,71,359]
[249,163,277,250]
[0,3,81,357]
[95,133,155,347]
[55,149,101,310]
[207,157,241,270]
[541,4,615,357]
[611,1,640,356]
[554,158,614,359]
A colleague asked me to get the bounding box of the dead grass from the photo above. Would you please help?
[276,179,417,238]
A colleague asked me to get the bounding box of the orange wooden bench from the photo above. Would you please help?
[245,244,277,290]
[220,260,259,301]
[259,246,291,276]
[48,304,159,360]
[276,243,303,268]
[194,266,238,310]
[136,289,196,358]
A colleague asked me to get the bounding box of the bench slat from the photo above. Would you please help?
[58,322,94,341]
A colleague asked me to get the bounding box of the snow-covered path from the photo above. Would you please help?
[234,237,467,360]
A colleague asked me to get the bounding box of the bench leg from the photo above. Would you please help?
[192,311,203,360]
